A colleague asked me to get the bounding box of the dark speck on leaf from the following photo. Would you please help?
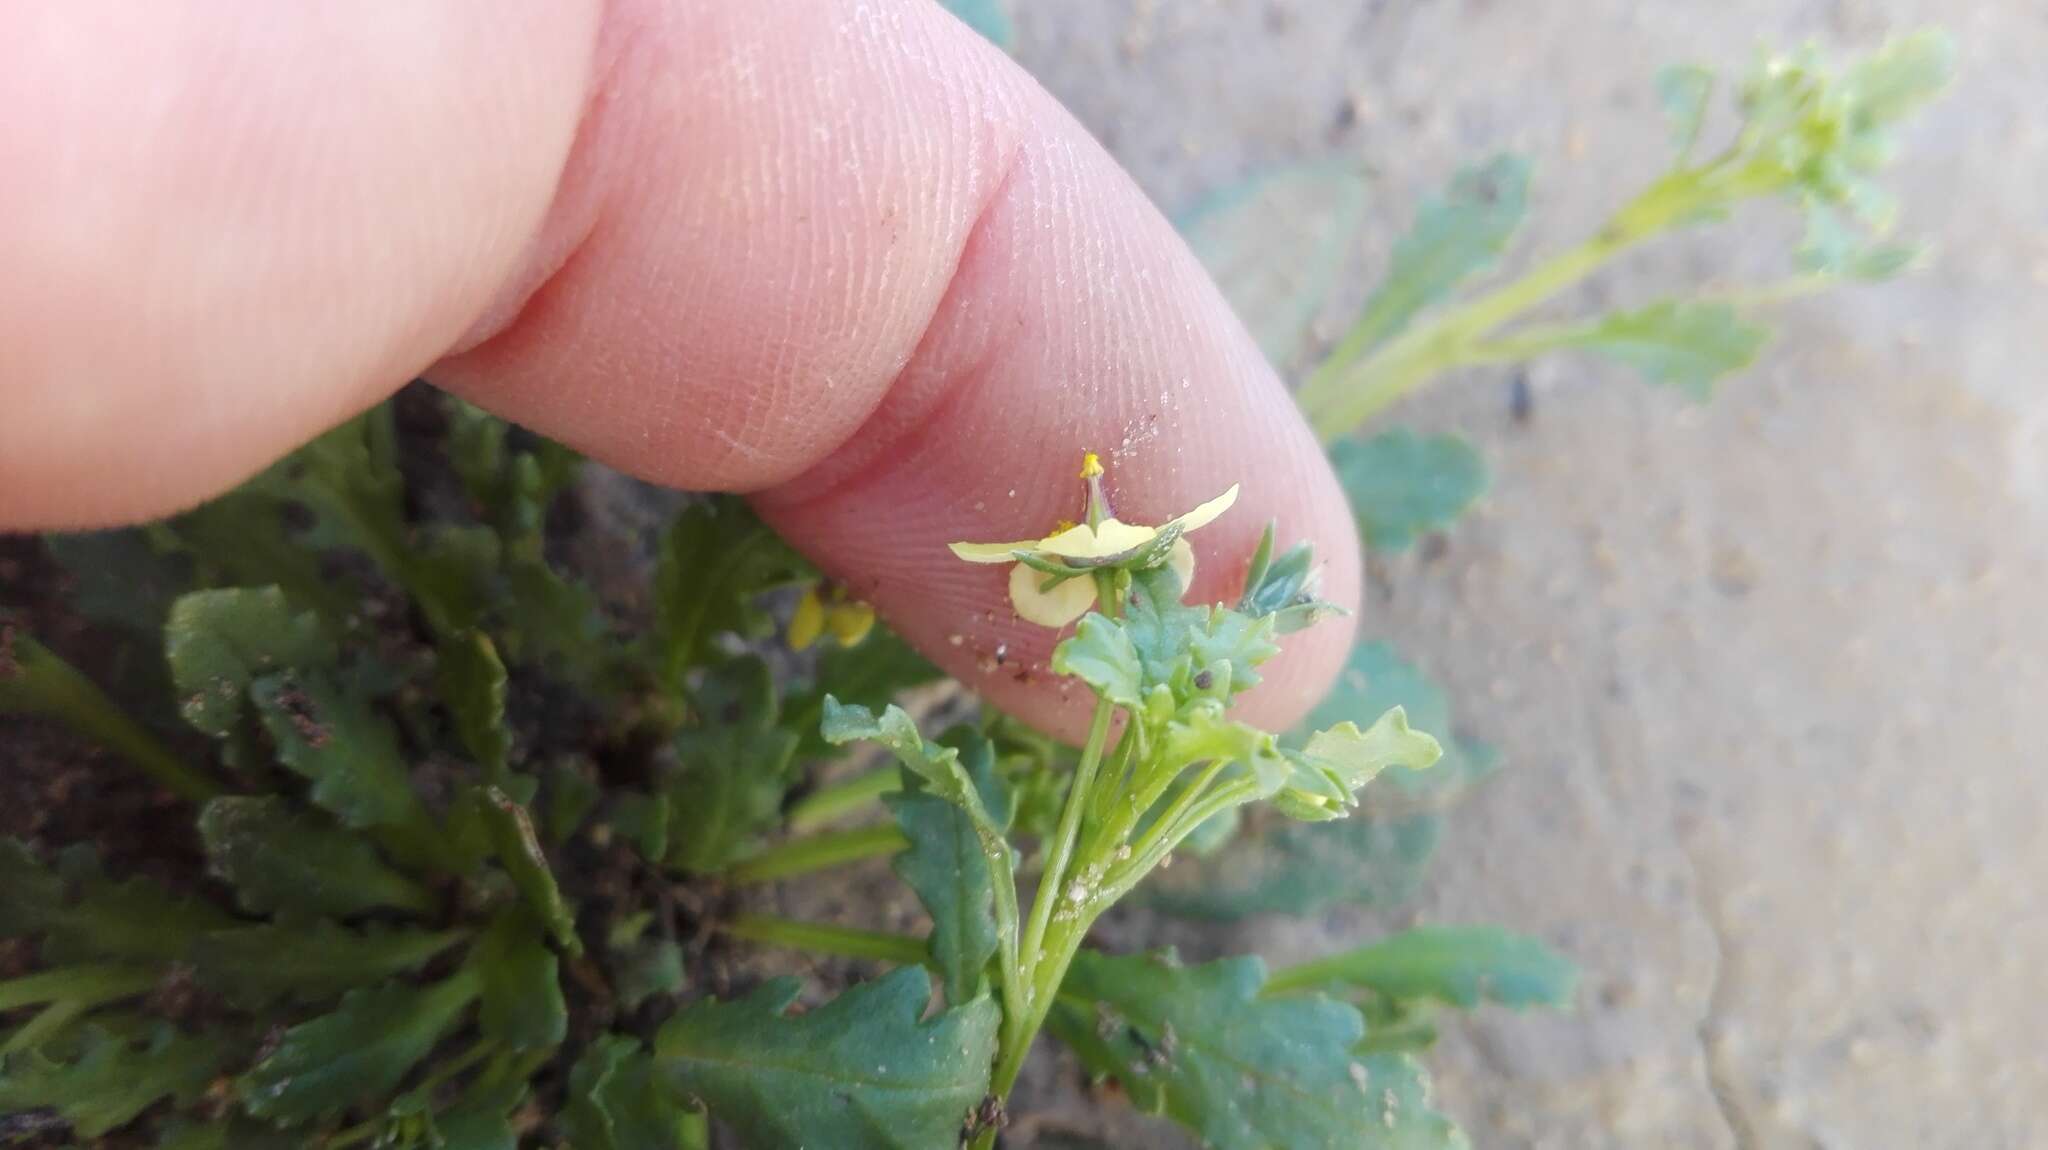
[1193,669,1214,690]
[1510,370,1534,424]
[274,682,330,748]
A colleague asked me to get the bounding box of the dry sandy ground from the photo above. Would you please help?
[1004,2,2048,1147]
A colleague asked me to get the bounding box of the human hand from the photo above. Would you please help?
[0,0,1359,741]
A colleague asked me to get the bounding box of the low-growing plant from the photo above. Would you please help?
[0,32,1942,1150]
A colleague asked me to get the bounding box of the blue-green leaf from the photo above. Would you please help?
[1656,65,1715,160]
[884,730,1008,1007]
[563,1036,705,1150]
[656,968,999,1150]
[941,0,1012,50]
[1330,429,1489,552]
[198,796,431,919]
[1048,951,1464,1149]
[238,973,481,1125]
[165,588,333,740]
[1570,301,1771,399]
[1346,155,1530,354]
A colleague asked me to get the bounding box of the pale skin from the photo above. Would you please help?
[0,0,1361,742]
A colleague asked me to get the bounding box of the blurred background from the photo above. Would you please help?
[985,1,2046,1146]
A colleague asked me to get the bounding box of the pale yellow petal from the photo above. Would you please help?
[1167,537,1196,588]
[1039,518,1157,560]
[1165,484,1240,536]
[788,587,825,651]
[949,539,1039,564]
[826,601,876,647]
[1009,563,1098,628]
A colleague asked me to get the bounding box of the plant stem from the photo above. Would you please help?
[0,964,160,1013]
[0,632,222,802]
[724,823,908,885]
[1297,153,1787,441]
[1014,696,1114,991]
[722,913,929,967]
[785,767,900,833]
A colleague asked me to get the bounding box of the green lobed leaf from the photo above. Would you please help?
[437,631,512,781]
[564,1035,707,1150]
[155,1118,306,1150]
[248,670,429,832]
[198,796,430,919]
[885,730,1008,1007]
[1329,429,1489,552]
[1346,155,1531,354]
[819,700,1009,861]
[613,937,688,1011]
[168,494,361,626]
[1840,29,1955,129]
[543,760,604,847]
[476,786,581,954]
[1120,565,1281,702]
[1051,614,1144,708]
[0,1024,230,1138]
[1181,163,1372,368]
[656,967,999,1150]
[1149,640,1496,920]
[471,911,567,1051]
[190,921,465,1007]
[652,499,810,686]
[783,627,943,762]
[431,1078,530,1150]
[1047,951,1465,1149]
[165,587,334,740]
[1237,525,1343,634]
[1568,300,1772,399]
[1273,926,1577,1009]
[2,844,235,966]
[1272,708,1444,822]
[43,530,193,636]
[238,972,481,1125]
[664,657,801,874]
[1656,64,1715,160]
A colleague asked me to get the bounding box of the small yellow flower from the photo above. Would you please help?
[949,453,1238,628]
[789,584,877,651]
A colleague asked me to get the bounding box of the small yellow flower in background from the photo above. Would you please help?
[788,584,876,651]
[949,452,1238,628]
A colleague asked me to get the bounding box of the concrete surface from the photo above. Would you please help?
[1006,2,2048,1147]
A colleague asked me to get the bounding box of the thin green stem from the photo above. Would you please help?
[722,913,929,967]
[1297,151,1791,441]
[1,999,91,1056]
[1015,695,1114,989]
[0,632,221,802]
[724,823,908,885]
[786,767,901,833]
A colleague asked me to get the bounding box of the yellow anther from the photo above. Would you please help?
[1079,452,1104,479]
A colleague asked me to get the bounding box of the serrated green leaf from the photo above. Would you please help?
[1151,641,1495,920]
[1051,614,1144,708]
[652,499,810,686]
[611,790,672,861]
[941,0,1012,49]
[820,701,1010,862]
[167,493,359,625]
[190,922,465,1007]
[664,657,800,874]
[1048,951,1464,1149]
[1237,525,1342,634]
[1841,29,1955,129]
[1120,565,1281,701]
[885,732,1006,1007]
[1347,155,1530,354]
[1569,301,1771,398]
[6,846,236,966]
[564,1036,706,1150]
[254,408,408,574]
[783,627,941,762]
[198,796,431,919]
[1330,429,1489,552]
[0,1024,229,1138]
[248,670,427,832]
[165,588,333,740]
[1182,164,1371,368]
[432,1078,529,1150]
[438,630,511,781]
[656,967,999,1150]
[476,787,580,954]
[1270,926,1577,1009]
[411,525,501,636]
[1656,64,1715,160]
[238,972,481,1125]
[471,911,566,1051]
